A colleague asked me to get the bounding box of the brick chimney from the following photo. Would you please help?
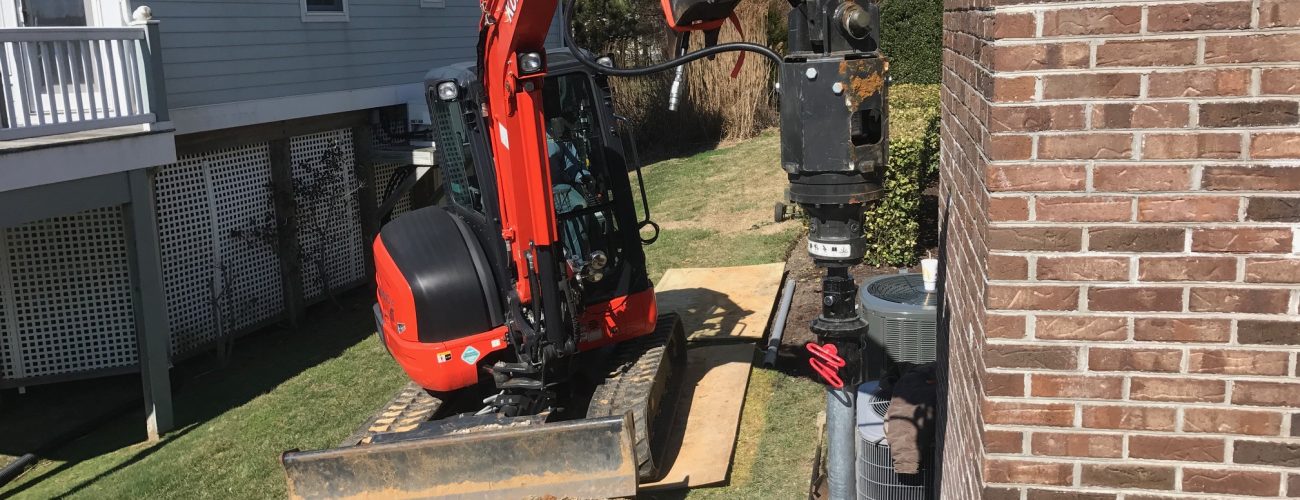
[939,0,1300,498]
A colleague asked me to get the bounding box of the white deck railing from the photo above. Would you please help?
[0,20,167,142]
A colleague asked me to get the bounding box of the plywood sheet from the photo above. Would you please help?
[654,263,785,341]
[642,343,754,490]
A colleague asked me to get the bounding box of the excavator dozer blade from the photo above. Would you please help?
[281,414,638,500]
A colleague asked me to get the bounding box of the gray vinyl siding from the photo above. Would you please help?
[137,0,564,109]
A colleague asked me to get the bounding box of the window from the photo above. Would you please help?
[301,0,348,22]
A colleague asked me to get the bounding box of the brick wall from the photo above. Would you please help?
[939,0,1300,498]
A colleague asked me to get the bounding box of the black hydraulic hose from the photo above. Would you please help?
[561,0,782,77]
[0,454,37,487]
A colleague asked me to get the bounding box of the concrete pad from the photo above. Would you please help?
[642,343,754,490]
[654,263,785,341]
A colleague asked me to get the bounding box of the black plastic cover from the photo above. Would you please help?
[667,0,741,28]
[379,205,502,344]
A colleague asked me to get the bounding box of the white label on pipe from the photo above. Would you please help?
[808,241,851,258]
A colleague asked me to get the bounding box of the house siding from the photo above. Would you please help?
[138,0,564,110]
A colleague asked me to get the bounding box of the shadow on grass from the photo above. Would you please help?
[0,287,378,491]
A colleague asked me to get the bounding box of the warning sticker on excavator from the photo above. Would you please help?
[461,346,481,364]
[436,351,452,363]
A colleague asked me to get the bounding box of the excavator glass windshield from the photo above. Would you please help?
[543,73,621,274]
[429,97,486,214]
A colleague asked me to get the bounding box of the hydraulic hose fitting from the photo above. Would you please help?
[668,65,685,111]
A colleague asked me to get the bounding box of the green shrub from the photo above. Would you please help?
[862,84,941,266]
[880,0,943,84]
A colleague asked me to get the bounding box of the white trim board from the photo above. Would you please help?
[169,83,425,135]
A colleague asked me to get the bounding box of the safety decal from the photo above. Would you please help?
[461,346,481,364]
[436,351,452,363]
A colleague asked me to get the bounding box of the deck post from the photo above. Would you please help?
[125,168,174,441]
[352,124,379,279]
[130,7,169,124]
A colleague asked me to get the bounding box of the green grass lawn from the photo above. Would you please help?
[2,85,938,499]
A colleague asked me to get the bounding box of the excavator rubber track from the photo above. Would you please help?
[587,312,687,481]
[281,313,686,499]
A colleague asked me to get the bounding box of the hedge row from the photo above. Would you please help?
[862,84,941,266]
[880,0,943,84]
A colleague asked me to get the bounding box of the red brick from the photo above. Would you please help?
[1261,68,1300,95]
[989,253,1029,280]
[989,197,1030,222]
[1184,408,1284,436]
[1204,34,1300,64]
[1082,405,1177,431]
[1260,0,1300,27]
[994,76,1037,102]
[1139,257,1237,282]
[987,165,1086,191]
[1143,133,1242,160]
[990,227,1083,251]
[1026,489,1115,500]
[1237,320,1300,345]
[987,314,1028,339]
[1148,69,1250,98]
[1041,6,1140,36]
[1031,432,1123,458]
[1234,440,1300,467]
[990,105,1085,133]
[1043,74,1140,100]
[1201,101,1300,128]
[1183,469,1281,496]
[1252,133,1300,160]
[1246,258,1300,283]
[1137,196,1239,223]
[1203,165,1300,191]
[1037,256,1129,281]
[991,43,1090,72]
[985,459,1074,486]
[1088,227,1184,252]
[1232,381,1300,407]
[1081,463,1176,490]
[1189,287,1290,314]
[1031,374,1123,399]
[1037,316,1128,341]
[983,486,1020,500]
[989,135,1033,161]
[1093,165,1192,192]
[985,372,1026,397]
[1088,347,1182,373]
[984,429,1023,454]
[986,344,1078,370]
[1134,318,1230,343]
[1036,196,1131,221]
[988,285,1080,311]
[993,12,1036,38]
[1130,377,1225,403]
[1039,135,1134,160]
[984,400,1076,427]
[1190,349,1291,376]
[1192,228,1293,253]
[1096,39,1198,67]
[1149,1,1253,31]
[1246,197,1300,222]
[1129,435,1225,462]
[1089,287,1182,312]
[1092,104,1190,130]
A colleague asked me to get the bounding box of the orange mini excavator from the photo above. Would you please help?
[281,0,888,493]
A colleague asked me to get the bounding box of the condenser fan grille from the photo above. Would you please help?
[864,274,938,307]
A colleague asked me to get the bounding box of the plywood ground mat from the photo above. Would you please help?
[654,263,785,341]
[642,343,754,490]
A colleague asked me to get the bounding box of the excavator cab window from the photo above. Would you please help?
[429,95,486,214]
[543,73,622,280]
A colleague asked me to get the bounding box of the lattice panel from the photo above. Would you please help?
[291,129,366,301]
[373,161,414,218]
[2,206,137,379]
[156,154,218,356]
[208,143,284,330]
[1,284,13,380]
